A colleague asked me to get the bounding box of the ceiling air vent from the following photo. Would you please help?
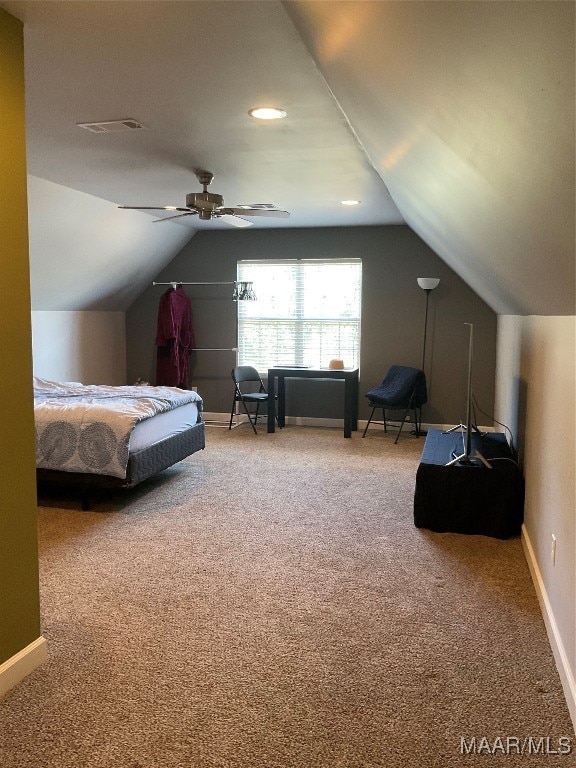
[76,118,146,134]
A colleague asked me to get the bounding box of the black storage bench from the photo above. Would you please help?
[413,429,524,539]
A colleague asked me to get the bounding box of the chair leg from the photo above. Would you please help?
[362,406,376,437]
[240,399,259,434]
[229,399,237,430]
[382,408,387,433]
[240,400,258,435]
[414,407,421,437]
[395,407,411,444]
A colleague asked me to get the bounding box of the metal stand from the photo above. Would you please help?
[153,281,247,428]
[445,436,493,468]
[444,323,491,468]
[443,422,483,435]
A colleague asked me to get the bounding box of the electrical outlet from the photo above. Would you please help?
[551,534,557,565]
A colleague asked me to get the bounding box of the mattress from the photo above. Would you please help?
[129,401,200,452]
[37,421,206,497]
[34,378,203,478]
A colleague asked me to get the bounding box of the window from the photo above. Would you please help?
[237,259,362,372]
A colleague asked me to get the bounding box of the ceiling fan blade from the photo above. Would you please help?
[226,207,290,218]
[235,203,276,209]
[152,212,198,223]
[119,171,289,225]
[118,206,191,211]
[218,214,253,228]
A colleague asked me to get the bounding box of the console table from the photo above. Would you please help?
[413,429,524,539]
[267,367,359,438]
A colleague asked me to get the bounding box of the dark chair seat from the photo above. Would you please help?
[362,365,427,443]
[238,392,269,403]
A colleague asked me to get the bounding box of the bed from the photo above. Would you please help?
[34,377,205,502]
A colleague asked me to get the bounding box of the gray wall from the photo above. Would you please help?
[126,225,497,426]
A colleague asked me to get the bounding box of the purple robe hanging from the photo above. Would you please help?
[155,286,196,388]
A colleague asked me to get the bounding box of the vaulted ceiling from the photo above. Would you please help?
[2,0,574,314]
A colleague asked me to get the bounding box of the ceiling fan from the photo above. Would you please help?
[119,170,290,228]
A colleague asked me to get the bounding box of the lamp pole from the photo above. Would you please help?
[417,278,440,372]
[421,289,432,371]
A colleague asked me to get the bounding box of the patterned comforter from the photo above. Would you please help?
[34,379,203,478]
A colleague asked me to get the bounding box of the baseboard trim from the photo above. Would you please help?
[0,636,48,699]
[202,413,493,434]
[283,416,345,429]
[521,524,576,731]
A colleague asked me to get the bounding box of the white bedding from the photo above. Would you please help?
[129,401,200,452]
[33,378,203,478]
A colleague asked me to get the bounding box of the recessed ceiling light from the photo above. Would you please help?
[248,107,287,120]
[341,199,361,206]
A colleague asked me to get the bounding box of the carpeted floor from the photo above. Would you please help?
[1,426,574,767]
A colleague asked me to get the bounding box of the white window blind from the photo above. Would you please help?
[237,259,362,372]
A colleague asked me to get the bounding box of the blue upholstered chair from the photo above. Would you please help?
[362,365,427,443]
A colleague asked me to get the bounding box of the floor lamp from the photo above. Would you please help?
[417,277,440,371]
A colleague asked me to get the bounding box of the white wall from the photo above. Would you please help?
[27,176,195,312]
[31,311,126,385]
[496,314,576,728]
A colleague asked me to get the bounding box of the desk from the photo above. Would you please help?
[413,430,524,539]
[267,367,359,437]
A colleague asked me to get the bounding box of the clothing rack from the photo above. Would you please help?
[191,348,238,352]
[152,280,235,290]
[152,280,255,301]
[152,280,240,354]
[152,280,242,427]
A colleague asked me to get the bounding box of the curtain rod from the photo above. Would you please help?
[152,281,235,287]
[152,280,256,300]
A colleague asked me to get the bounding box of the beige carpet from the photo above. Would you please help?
[1,426,573,767]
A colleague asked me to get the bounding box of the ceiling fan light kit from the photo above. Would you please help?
[119,169,289,227]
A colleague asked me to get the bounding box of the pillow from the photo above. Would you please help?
[33,376,83,389]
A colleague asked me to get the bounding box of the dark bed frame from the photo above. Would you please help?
[36,421,205,508]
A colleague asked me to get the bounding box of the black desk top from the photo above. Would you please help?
[269,366,358,377]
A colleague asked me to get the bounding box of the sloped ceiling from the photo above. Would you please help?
[3,0,574,314]
[27,176,193,310]
[286,1,575,316]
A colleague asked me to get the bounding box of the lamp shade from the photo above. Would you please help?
[417,277,440,291]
